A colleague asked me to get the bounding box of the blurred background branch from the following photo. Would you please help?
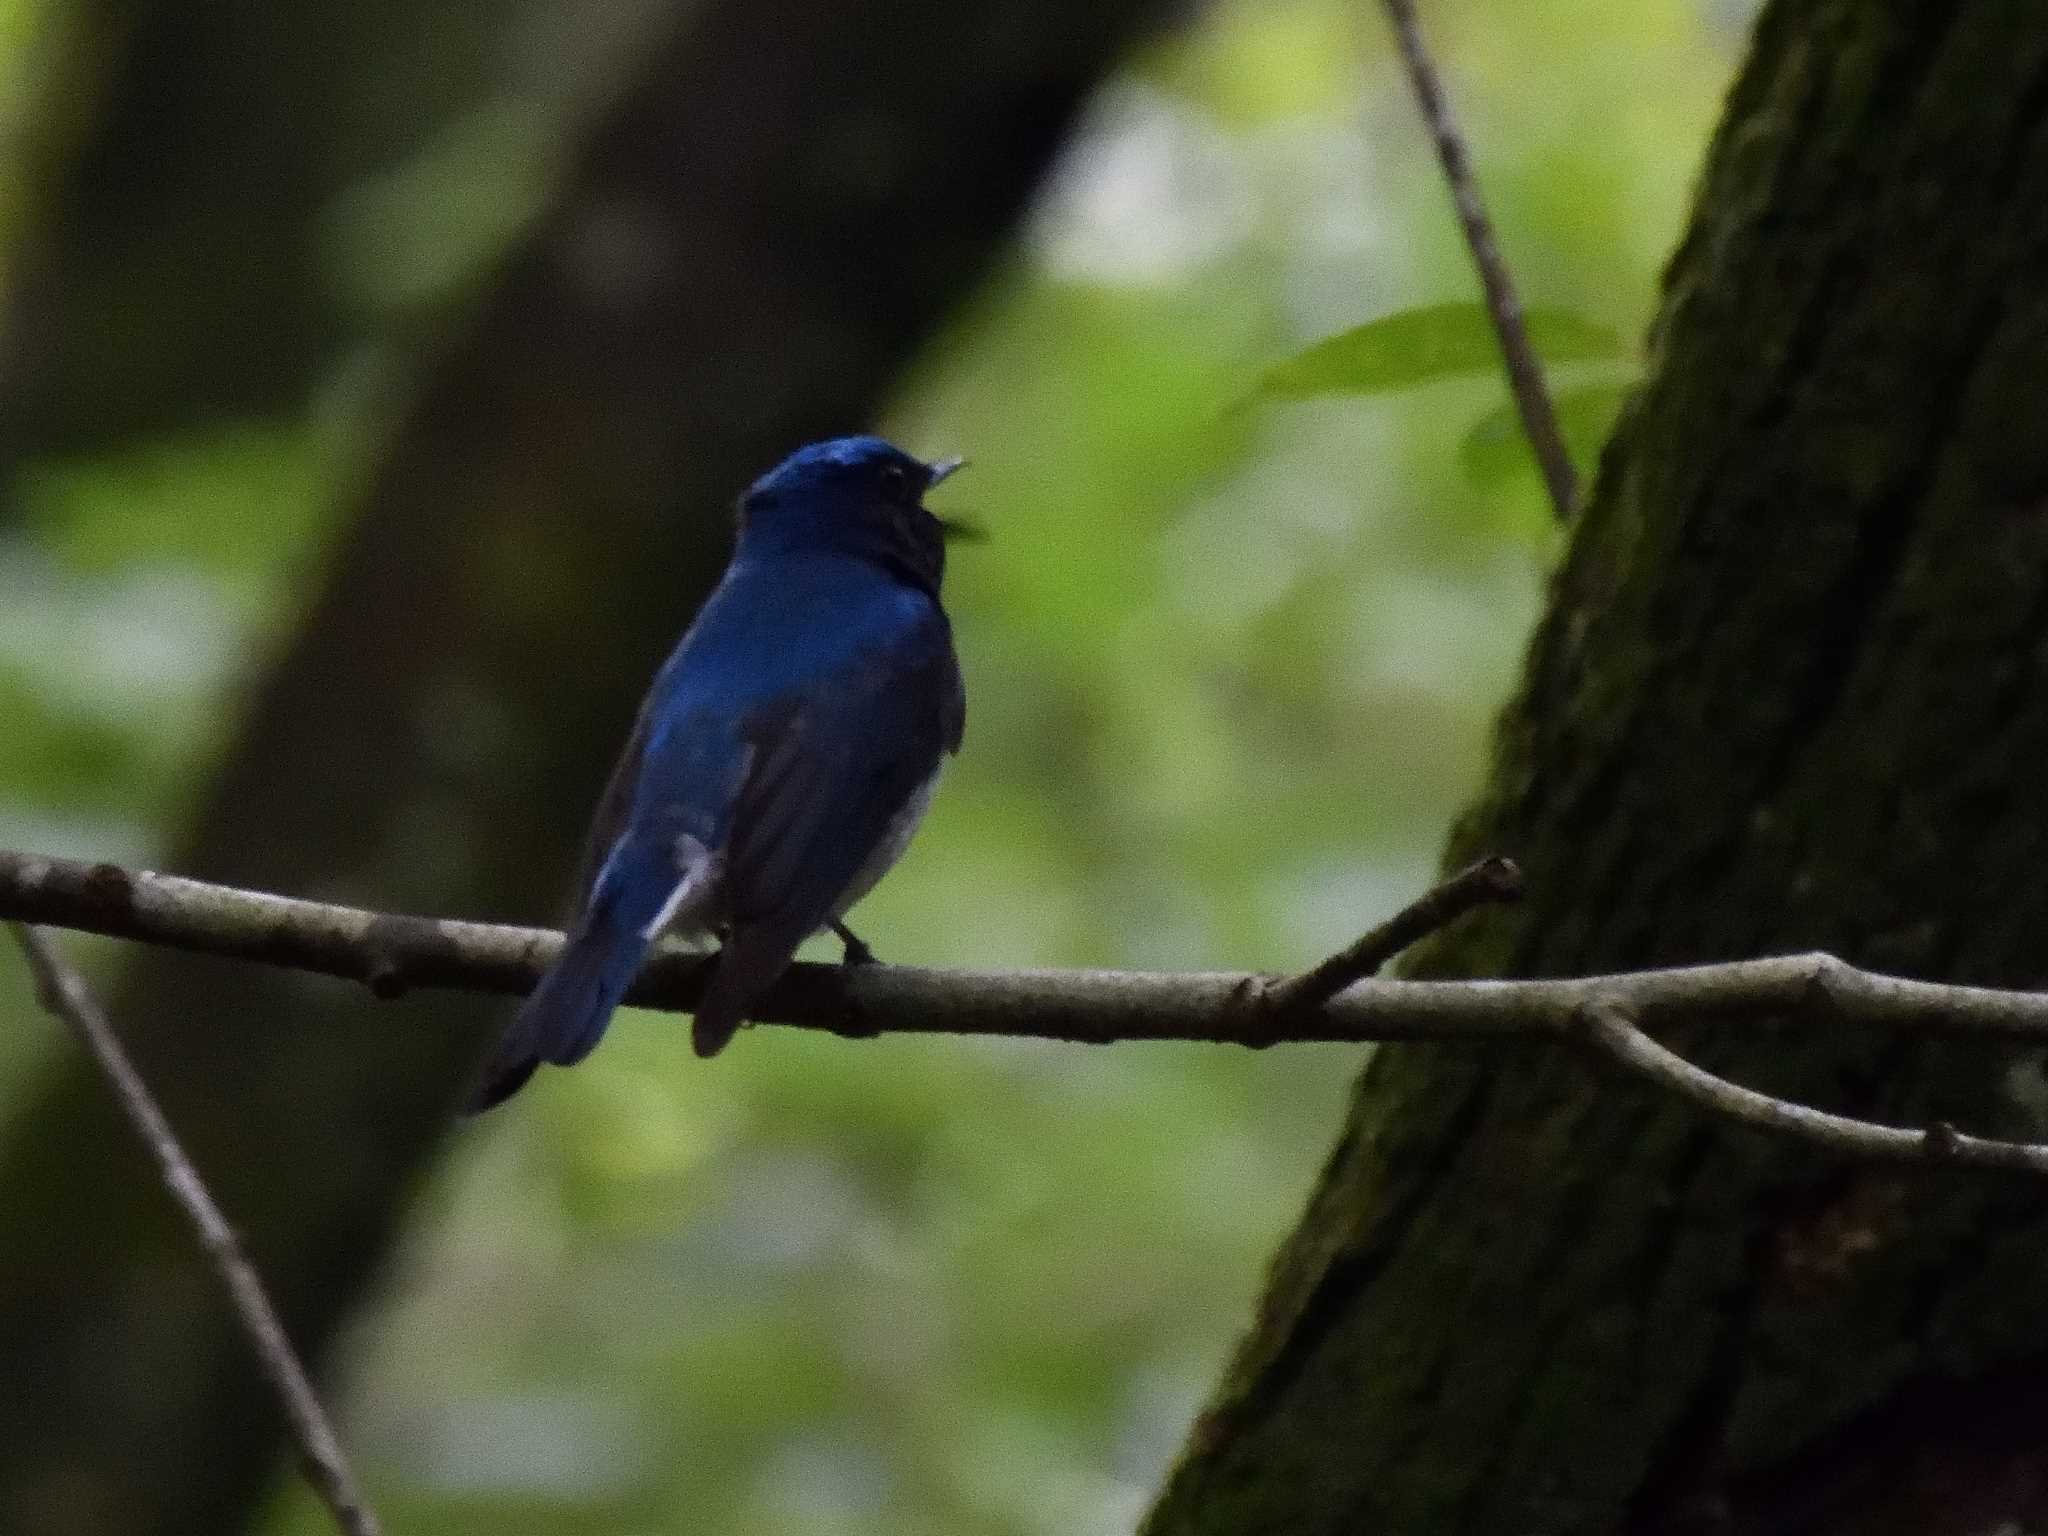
[1374,0,1580,518]
[10,924,383,1536]
[0,0,1187,1530]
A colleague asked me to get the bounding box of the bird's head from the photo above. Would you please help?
[738,436,968,594]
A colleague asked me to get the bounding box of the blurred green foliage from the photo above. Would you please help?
[0,0,1750,1531]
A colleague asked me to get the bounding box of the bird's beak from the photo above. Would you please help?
[924,457,980,541]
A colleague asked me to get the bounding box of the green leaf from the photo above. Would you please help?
[1251,302,1625,401]
[1457,377,1638,488]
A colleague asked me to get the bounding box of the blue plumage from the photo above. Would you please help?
[473,436,966,1108]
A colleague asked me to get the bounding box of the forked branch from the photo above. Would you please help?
[6,848,2048,1175]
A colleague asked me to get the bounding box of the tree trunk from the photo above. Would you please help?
[0,4,1175,1533]
[1147,5,2048,1533]
[0,0,573,454]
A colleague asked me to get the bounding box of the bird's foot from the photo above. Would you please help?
[831,920,878,968]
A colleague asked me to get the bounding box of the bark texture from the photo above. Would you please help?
[1148,4,2048,1532]
[0,3,1176,1532]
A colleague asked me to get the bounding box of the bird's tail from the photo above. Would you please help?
[469,846,668,1111]
[690,922,807,1058]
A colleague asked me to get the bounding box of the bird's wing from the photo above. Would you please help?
[564,704,652,915]
[557,601,742,916]
[562,617,759,933]
[726,627,958,923]
[691,622,961,1054]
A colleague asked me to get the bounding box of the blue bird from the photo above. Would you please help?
[472,436,966,1109]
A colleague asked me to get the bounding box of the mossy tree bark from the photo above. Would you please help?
[1148,5,2048,1533]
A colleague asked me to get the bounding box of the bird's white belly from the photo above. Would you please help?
[639,770,940,944]
[832,769,940,922]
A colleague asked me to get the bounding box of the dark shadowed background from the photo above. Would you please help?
[0,1,1752,1531]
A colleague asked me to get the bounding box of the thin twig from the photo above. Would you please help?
[1378,0,1581,518]
[1577,1002,2048,1176]
[9,924,384,1536]
[1260,855,1523,1014]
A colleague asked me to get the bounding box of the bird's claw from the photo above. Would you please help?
[831,920,878,968]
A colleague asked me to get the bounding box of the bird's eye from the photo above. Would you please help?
[877,463,913,502]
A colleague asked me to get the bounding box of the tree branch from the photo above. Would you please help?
[1576,1003,2048,1176]
[8,923,383,1536]
[1377,0,1581,519]
[1256,854,1523,1014]
[8,847,2048,1173]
